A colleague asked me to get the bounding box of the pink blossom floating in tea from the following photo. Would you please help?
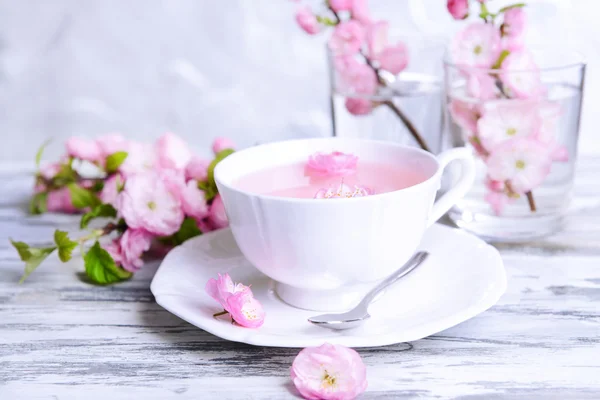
[205,273,265,328]
[314,183,373,199]
[306,151,359,177]
[291,342,368,400]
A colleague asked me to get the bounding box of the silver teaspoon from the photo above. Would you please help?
[308,251,429,330]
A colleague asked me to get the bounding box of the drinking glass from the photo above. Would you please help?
[443,48,585,241]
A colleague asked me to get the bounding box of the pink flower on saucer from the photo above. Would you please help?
[226,291,266,328]
[306,151,358,177]
[501,51,545,99]
[291,343,368,400]
[205,273,249,311]
[477,100,540,150]
[486,138,552,194]
[450,23,501,68]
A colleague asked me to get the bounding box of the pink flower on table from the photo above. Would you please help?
[329,0,352,12]
[486,138,552,194]
[344,97,372,116]
[502,8,526,38]
[155,132,192,171]
[350,0,371,24]
[47,187,78,214]
[96,134,129,158]
[104,240,123,265]
[477,100,540,150]
[450,23,501,68]
[66,137,103,163]
[329,21,365,55]
[100,173,124,207]
[208,194,229,229]
[365,21,388,59]
[185,156,210,181]
[181,180,210,221]
[116,172,184,236]
[447,0,469,20]
[467,71,497,100]
[119,228,152,272]
[296,6,320,35]
[291,343,368,400]
[226,291,266,328]
[212,137,236,154]
[306,151,358,177]
[377,42,409,75]
[334,55,378,95]
[501,51,544,99]
[449,99,480,134]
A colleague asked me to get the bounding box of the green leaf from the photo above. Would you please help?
[29,192,48,215]
[492,50,511,69]
[90,181,105,193]
[207,148,234,188]
[53,230,78,262]
[170,217,203,246]
[53,162,78,186]
[84,241,132,285]
[10,240,57,283]
[35,139,51,169]
[80,204,117,229]
[316,15,337,26]
[498,3,526,13]
[197,180,218,202]
[67,183,101,209]
[105,151,128,174]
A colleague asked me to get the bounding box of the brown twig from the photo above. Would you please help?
[525,191,537,212]
[328,6,431,152]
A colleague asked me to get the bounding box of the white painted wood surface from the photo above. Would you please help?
[1,159,599,399]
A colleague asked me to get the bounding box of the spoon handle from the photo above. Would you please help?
[360,252,429,307]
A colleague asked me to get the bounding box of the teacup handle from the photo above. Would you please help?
[428,148,476,226]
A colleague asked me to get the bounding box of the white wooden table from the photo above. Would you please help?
[1,160,599,399]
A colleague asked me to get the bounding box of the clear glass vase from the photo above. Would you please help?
[443,49,586,242]
[329,39,445,154]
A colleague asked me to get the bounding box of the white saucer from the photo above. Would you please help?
[150,224,506,348]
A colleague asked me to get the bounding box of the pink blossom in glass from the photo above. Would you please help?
[477,100,541,150]
[450,23,502,68]
[329,21,365,55]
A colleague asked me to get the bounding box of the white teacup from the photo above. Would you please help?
[215,138,475,311]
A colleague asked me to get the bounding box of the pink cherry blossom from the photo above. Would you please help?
[350,0,371,24]
[296,6,320,35]
[502,7,526,38]
[157,168,187,201]
[40,162,62,180]
[377,42,409,75]
[501,51,544,99]
[204,272,250,311]
[450,23,501,68]
[208,194,229,229]
[291,343,368,400]
[485,178,505,192]
[117,172,184,236]
[66,137,103,163]
[486,138,552,194]
[226,290,266,328]
[485,191,511,216]
[96,134,129,158]
[447,0,469,20]
[449,99,480,134]
[119,229,152,272]
[47,187,78,214]
[477,100,540,150]
[155,132,192,171]
[104,240,123,265]
[212,137,236,154]
[467,71,498,100]
[119,142,156,177]
[329,0,352,12]
[502,33,525,52]
[365,21,388,59]
[185,156,210,181]
[181,180,210,220]
[335,55,378,95]
[535,102,569,162]
[306,151,358,177]
[100,173,124,207]
[345,97,372,115]
[329,21,365,55]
